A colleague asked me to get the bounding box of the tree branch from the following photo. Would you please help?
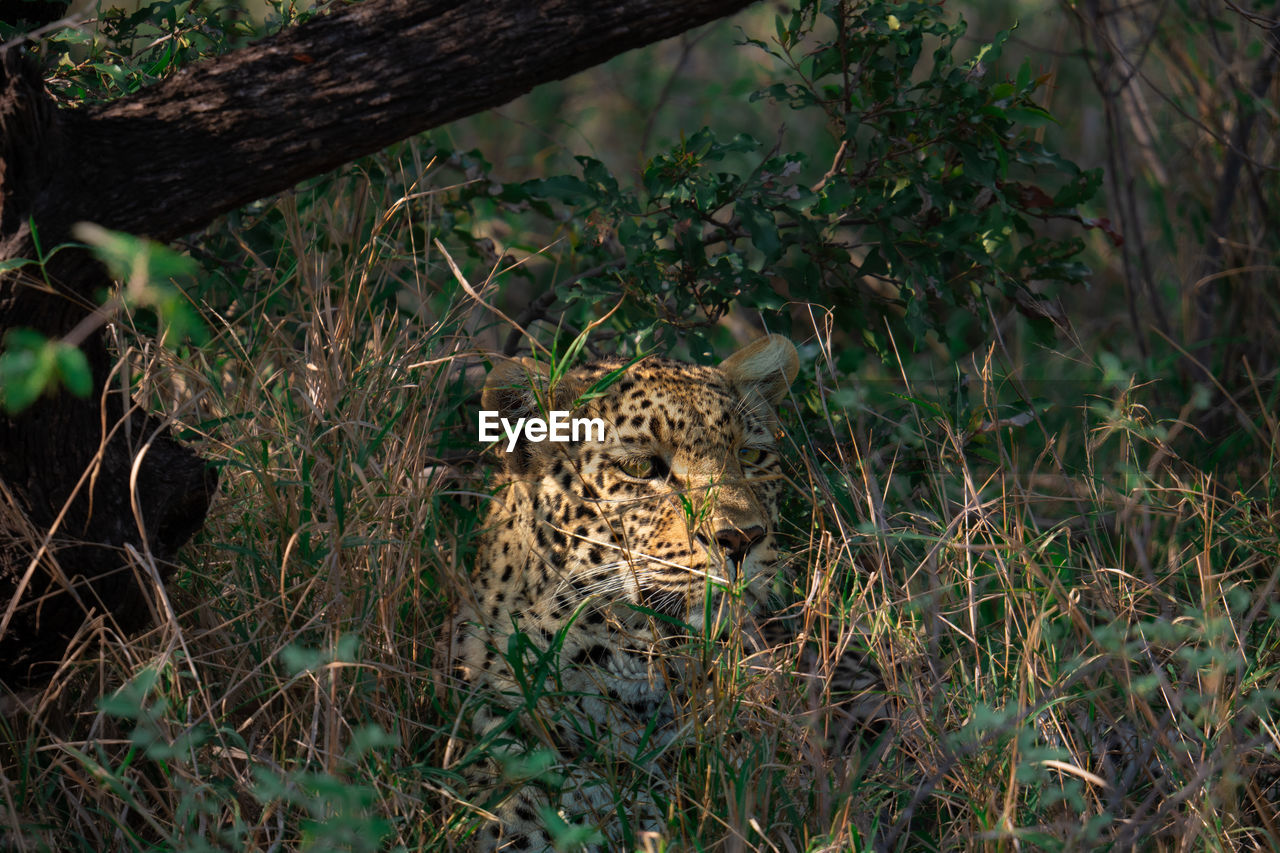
[48,0,758,242]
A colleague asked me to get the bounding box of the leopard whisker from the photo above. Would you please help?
[580,576,630,594]
[558,560,730,602]
[549,526,730,585]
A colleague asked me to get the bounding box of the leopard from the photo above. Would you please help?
[447,335,885,852]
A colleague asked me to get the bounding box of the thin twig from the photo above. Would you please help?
[500,259,625,356]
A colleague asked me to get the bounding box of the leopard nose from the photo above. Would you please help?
[715,525,765,564]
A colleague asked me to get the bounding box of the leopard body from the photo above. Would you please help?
[449,337,850,851]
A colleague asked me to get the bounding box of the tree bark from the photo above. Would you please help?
[54,0,757,241]
[0,0,757,684]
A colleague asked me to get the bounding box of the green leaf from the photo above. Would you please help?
[53,343,92,398]
[73,223,206,344]
[0,330,57,413]
[345,724,400,760]
[74,222,197,283]
[0,257,34,273]
[97,668,161,718]
[281,644,325,675]
[738,200,782,260]
[1005,106,1056,127]
[525,175,593,204]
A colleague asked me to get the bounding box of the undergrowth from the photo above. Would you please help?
[0,155,1277,851]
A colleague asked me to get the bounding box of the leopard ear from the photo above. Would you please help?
[481,357,587,414]
[719,335,799,405]
[481,357,585,474]
[482,357,549,420]
[481,358,548,475]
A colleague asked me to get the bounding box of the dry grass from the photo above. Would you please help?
[1,160,1277,852]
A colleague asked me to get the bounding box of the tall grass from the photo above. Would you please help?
[1,158,1276,851]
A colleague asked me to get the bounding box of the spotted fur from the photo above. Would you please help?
[448,336,878,851]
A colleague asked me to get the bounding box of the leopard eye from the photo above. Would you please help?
[618,456,656,479]
[739,447,767,466]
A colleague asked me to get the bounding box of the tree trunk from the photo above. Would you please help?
[0,0,756,684]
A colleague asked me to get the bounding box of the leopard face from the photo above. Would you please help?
[449,335,800,851]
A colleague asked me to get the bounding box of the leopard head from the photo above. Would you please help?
[477,336,799,632]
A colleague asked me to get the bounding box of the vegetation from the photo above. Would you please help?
[1,0,1277,850]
